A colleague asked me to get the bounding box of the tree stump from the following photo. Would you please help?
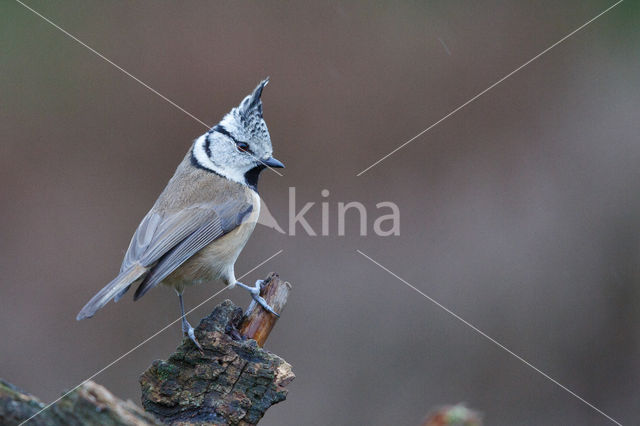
[140,274,294,425]
[1,274,294,426]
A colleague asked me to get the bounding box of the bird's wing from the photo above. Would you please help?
[112,208,206,303]
[127,200,253,300]
[82,200,252,317]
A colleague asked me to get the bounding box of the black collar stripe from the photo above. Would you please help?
[204,133,213,158]
[213,125,238,143]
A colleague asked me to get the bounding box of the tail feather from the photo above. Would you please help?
[76,264,147,320]
[113,283,133,302]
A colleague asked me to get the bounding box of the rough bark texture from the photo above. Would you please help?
[139,296,294,425]
[1,274,294,426]
[0,379,158,426]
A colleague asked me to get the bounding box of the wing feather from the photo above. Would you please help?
[121,208,212,272]
[133,202,253,299]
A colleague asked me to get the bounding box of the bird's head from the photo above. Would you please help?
[192,78,284,189]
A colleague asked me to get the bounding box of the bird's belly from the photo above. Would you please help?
[163,205,259,291]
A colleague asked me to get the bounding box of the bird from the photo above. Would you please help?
[76,78,284,349]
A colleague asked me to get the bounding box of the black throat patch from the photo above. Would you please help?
[244,164,266,192]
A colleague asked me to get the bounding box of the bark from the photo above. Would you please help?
[0,273,294,426]
[0,379,157,426]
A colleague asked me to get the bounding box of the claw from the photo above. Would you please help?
[236,280,280,317]
[178,292,203,352]
[182,319,203,351]
[253,294,280,317]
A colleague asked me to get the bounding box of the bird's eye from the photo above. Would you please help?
[235,141,250,153]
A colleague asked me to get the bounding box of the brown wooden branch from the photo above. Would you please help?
[1,273,294,426]
[0,378,158,426]
[240,272,291,347]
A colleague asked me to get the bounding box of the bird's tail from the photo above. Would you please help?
[76,263,147,320]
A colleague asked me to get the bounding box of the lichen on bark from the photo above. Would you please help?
[139,300,294,425]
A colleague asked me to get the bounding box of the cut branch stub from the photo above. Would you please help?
[239,272,291,347]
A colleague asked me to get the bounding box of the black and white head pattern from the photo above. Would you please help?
[192,78,274,189]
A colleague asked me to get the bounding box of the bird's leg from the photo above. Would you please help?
[235,280,280,317]
[178,292,202,351]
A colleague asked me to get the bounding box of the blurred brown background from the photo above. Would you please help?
[1,1,639,424]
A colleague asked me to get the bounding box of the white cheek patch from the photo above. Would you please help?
[193,134,218,170]
[193,134,249,185]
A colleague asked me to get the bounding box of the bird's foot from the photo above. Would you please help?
[182,318,203,351]
[236,280,280,317]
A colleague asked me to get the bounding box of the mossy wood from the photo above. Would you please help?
[0,274,293,426]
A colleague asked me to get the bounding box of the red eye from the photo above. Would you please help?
[236,142,250,153]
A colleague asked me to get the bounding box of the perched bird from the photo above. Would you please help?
[77,78,284,349]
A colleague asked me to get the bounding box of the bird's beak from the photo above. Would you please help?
[262,157,285,168]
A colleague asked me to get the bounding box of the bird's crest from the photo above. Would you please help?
[239,77,269,121]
